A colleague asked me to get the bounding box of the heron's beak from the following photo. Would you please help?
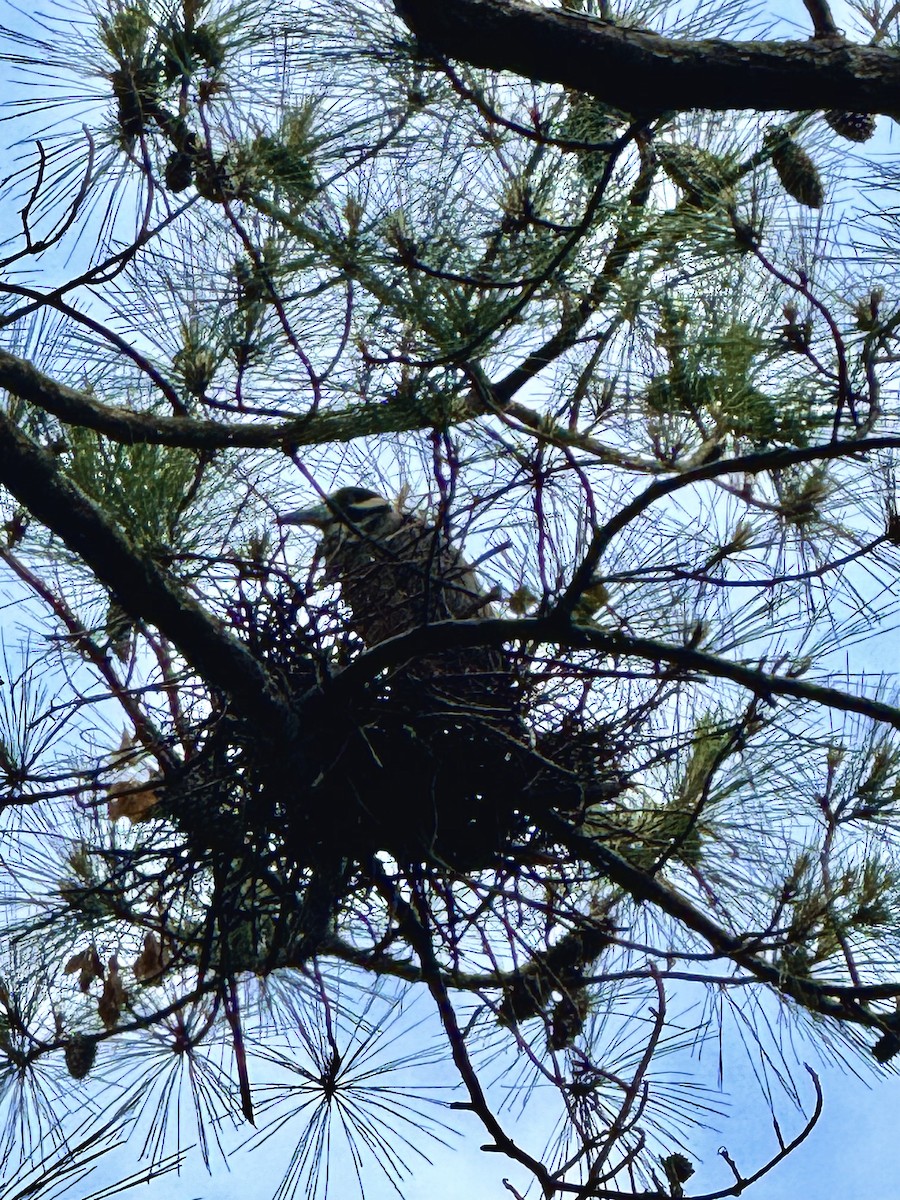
[277,503,332,528]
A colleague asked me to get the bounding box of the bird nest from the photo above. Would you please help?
[157,574,620,876]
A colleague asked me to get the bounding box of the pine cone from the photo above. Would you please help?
[662,1153,695,1184]
[872,1029,900,1063]
[164,149,194,192]
[662,1152,695,1195]
[770,133,824,209]
[64,1035,97,1080]
[658,142,728,205]
[547,989,590,1050]
[824,111,877,143]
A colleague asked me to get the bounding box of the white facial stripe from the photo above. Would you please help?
[348,496,390,512]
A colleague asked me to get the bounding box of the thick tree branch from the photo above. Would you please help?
[0,412,294,733]
[0,348,451,451]
[337,836,898,1052]
[9,348,900,482]
[324,931,900,1005]
[0,345,657,470]
[329,616,900,731]
[543,818,892,1038]
[803,0,840,39]
[393,0,900,117]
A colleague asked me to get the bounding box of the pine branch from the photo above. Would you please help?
[0,348,459,451]
[0,412,294,732]
[329,610,900,735]
[393,0,900,116]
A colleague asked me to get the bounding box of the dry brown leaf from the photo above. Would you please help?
[97,956,128,1030]
[107,779,160,823]
[133,932,167,984]
[63,946,104,994]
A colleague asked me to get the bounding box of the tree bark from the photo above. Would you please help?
[0,412,295,731]
[393,0,900,117]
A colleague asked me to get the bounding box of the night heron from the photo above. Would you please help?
[278,486,497,649]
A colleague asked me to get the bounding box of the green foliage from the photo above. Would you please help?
[646,302,815,448]
[64,428,202,553]
[853,741,900,819]
[557,92,626,184]
[245,107,318,208]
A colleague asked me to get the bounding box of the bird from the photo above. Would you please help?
[276,489,616,862]
[278,486,497,650]
[278,487,526,863]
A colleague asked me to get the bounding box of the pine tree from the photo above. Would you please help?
[0,1,899,1197]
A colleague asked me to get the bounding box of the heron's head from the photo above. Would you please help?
[278,487,394,534]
